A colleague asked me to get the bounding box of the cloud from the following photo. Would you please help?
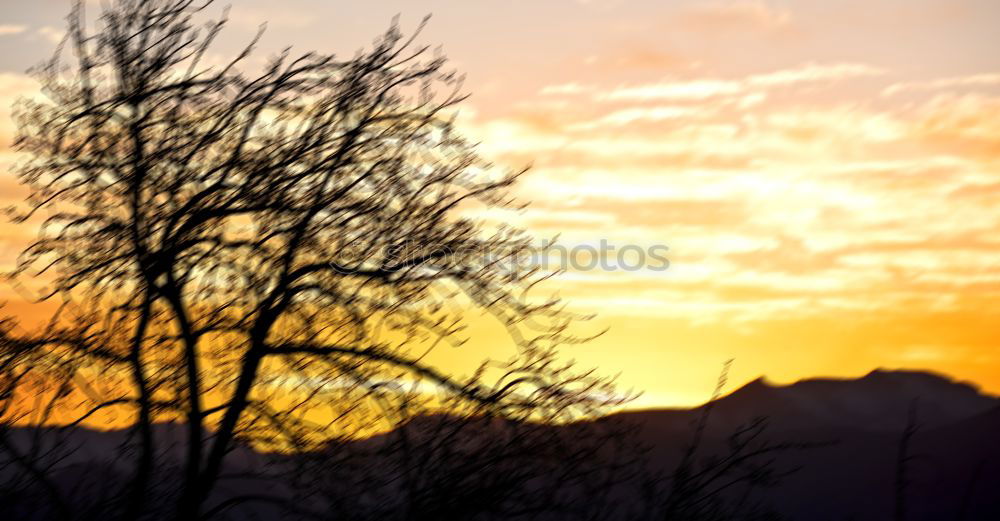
[599,62,885,101]
[882,73,1000,97]
[911,93,1000,154]
[87,25,971,335]
[764,107,905,144]
[949,182,1000,202]
[539,83,594,96]
[0,25,28,36]
[897,345,952,362]
[463,52,1000,331]
[747,63,886,87]
[600,78,743,101]
[575,197,750,228]
[568,105,705,130]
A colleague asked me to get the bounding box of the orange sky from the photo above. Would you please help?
[1,0,999,407]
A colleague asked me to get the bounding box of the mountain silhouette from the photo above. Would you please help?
[616,368,997,432]
[601,369,999,520]
[3,369,998,520]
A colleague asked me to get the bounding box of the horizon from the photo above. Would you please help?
[2,0,999,410]
[7,368,995,438]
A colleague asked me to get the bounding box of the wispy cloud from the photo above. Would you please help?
[539,83,595,96]
[568,106,706,130]
[747,63,886,87]
[882,73,1000,96]
[0,25,27,36]
[598,63,885,101]
[600,78,742,101]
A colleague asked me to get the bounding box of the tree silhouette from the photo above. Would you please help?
[0,1,621,519]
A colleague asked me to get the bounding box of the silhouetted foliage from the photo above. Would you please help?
[894,401,920,521]
[630,363,821,521]
[0,1,623,518]
[290,396,644,521]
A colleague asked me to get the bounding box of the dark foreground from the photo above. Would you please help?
[3,369,998,520]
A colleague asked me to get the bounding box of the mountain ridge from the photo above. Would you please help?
[3,368,998,520]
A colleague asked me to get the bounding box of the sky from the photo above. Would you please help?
[1,0,999,407]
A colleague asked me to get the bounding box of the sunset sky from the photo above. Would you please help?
[1,0,999,407]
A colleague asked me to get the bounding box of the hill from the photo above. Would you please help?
[2,369,998,520]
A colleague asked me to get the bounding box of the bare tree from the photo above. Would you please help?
[1,1,621,519]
